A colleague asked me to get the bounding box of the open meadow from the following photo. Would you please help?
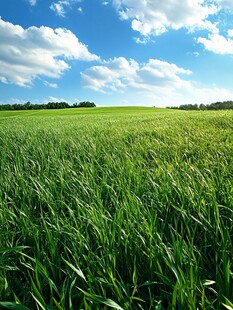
[0,107,232,309]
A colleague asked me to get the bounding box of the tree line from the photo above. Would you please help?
[0,101,96,111]
[167,101,233,110]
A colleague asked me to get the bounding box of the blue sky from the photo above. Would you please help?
[1,0,233,107]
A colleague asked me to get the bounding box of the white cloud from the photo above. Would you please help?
[48,96,67,102]
[219,0,233,9]
[50,0,81,17]
[193,52,200,57]
[50,2,66,17]
[81,57,192,93]
[81,57,139,92]
[0,18,99,87]
[28,0,37,6]
[227,29,233,37]
[197,32,233,54]
[81,56,233,106]
[134,36,154,44]
[186,85,233,105]
[112,0,218,37]
[43,81,58,88]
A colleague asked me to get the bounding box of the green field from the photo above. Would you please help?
[0,107,232,309]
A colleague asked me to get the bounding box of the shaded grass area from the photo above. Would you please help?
[0,108,232,309]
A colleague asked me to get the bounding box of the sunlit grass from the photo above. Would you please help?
[0,107,232,309]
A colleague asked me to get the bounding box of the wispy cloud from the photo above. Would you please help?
[43,81,58,88]
[28,0,37,6]
[48,96,67,102]
[50,0,82,17]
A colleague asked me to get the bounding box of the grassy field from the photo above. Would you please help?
[0,107,232,309]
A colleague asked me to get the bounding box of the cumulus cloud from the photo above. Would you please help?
[197,32,233,54]
[81,56,233,106]
[112,0,219,37]
[81,57,138,92]
[0,18,99,87]
[81,57,192,93]
[50,0,81,17]
[196,1,233,55]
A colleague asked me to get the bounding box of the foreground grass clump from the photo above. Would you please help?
[0,107,232,309]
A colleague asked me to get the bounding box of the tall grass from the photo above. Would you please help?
[0,108,232,309]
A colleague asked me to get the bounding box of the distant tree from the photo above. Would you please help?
[171,100,233,111]
[75,101,96,108]
[0,104,12,110]
[204,101,233,110]
[24,101,32,110]
[199,103,207,110]
[47,102,69,109]
[12,104,22,110]
[179,104,198,110]
[170,106,179,109]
